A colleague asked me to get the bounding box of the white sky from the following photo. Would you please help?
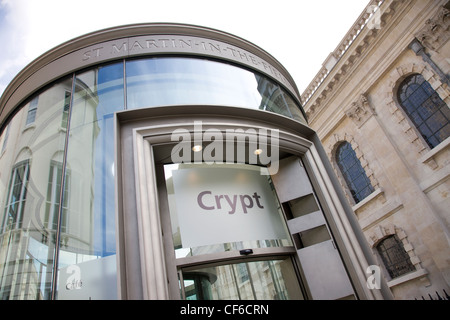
[0,0,370,98]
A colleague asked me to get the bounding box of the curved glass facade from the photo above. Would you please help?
[125,57,305,122]
[0,56,305,299]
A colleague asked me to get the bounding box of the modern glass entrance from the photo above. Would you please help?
[164,163,306,300]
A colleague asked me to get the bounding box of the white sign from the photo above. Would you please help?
[171,164,287,248]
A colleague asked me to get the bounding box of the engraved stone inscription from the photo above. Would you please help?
[79,35,296,97]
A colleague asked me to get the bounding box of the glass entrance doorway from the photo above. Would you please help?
[164,163,306,300]
[180,257,304,300]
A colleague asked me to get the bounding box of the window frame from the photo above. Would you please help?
[1,160,30,232]
[397,73,450,149]
[376,234,416,279]
[25,96,39,126]
[44,160,70,233]
[335,141,374,204]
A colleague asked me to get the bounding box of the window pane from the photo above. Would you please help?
[127,57,261,108]
[409,110,423,126]
[409,87,428,107]
[57,63,124,300]
[436,123,450,142]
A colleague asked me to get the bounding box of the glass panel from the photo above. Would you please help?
[437,123,450,142]
[127,57,260,108]
[0,77,72,299]
[126,57,306,124]
[281,90,307,123]
[165,163,292,259]
[181,257,304,300]
[56,63,124,300]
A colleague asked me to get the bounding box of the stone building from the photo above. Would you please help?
[302,0,450,299]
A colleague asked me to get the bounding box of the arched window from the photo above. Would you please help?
[336,141,374,204]
[376,235,415,278]
[397,74,450,148]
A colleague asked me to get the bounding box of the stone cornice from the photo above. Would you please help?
[301,0,448,128]
[301,0,388,106]
[302,0,405,123]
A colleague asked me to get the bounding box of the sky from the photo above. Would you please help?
[0,0,370,99]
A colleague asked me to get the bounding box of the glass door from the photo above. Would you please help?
[163,163,306,300]
[180,257,304,300]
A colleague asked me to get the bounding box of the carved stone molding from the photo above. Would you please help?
[303,0,402,122]
[345,93,376,128]
[415,5,450,52]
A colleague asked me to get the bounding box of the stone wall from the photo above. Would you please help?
[303,0,450,299]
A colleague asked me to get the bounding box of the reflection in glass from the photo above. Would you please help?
[0,54,306,300]
[126,57,306,123]
[0,78,73,299]
[181,258,304,300]
[2,160,30,232]
[56,63,124,300]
